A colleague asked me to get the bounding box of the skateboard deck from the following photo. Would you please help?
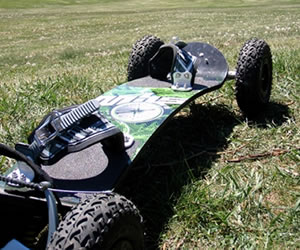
[6,42,228,202]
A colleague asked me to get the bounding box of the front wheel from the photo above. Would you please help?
[127,35,164,81]
[48,193,144,250]
[235,38,273,118]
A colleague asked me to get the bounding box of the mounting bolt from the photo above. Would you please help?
[20,174,27,182]
[12,171,18,179]
[39,181,52,191]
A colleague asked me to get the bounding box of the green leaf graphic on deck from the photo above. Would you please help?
[151,88,195,98]
[103,84,152,96]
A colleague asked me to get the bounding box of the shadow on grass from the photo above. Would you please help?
[247,101,291,128]
[116,103,241,249]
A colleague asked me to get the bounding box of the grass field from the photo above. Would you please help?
[0,0,299,249]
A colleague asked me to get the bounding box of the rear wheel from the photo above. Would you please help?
[235,38,272,118]
[48,193,144,250]
[127,35,164,81]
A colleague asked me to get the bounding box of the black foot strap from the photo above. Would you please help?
[149,42,199,91]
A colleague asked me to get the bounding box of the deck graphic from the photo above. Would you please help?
[96,84,196,156]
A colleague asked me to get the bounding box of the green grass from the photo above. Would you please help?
[0,0,299,249]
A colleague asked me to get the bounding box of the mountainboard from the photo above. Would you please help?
[35,42,228,199]
[3,42,228,205]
